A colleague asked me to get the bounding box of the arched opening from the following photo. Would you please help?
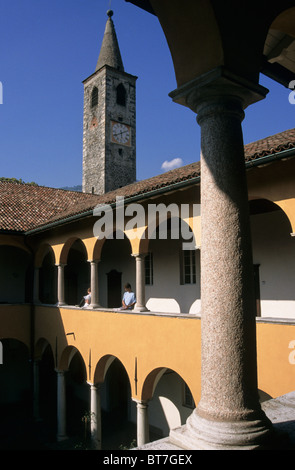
[60,347,88,439]
[0,246,32,304]
[99,234,134,308]
[142,367,195,442]
[116,83,126,106]
[94,356,135,449]
[64,240,89,306]
[0,339,32,449]
[263,7,295,87]
[250,198,295,318]
[39,247,57,304]
[91,86,98,107]
[145,216,200,313]
[38,342,57,437]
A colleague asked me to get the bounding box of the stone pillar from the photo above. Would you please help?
[133,253,148,312]
[89,260,100,308]
[56,370,68,441]
[89,383,102,449]
[134,399,149,446]
[33,267,40,304]
[169,74,273,449]
[56,264,66,306]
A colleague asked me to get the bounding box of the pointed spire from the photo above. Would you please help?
[96,10,124,72]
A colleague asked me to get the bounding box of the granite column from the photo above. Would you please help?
[89,260,100,308]
[170,77,273,449]
[57,264,66,306]
[134,399,150,446]
[133,253,148,312]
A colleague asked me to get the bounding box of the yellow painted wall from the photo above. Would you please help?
[0,304,32,349]
[256,320,295,398]
[32,307,295,403]
[1,305,295,403]
[34,306,202,404]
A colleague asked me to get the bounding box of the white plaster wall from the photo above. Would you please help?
[146,238,200,314]
[251,210,295,319]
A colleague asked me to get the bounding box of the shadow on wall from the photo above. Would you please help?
[0,246,32,303]
[146,369,194,439]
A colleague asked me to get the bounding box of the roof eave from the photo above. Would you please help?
[24,175,201,236]
[24,146,295,236]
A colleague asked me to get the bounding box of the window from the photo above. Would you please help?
[91,87,98,108]
[116,83,126,106]
[145,252,153,285]
[180,249,196,284]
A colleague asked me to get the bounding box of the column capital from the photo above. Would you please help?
[132,398,149,407]
[87,381,102,390]
[169,66,268,113]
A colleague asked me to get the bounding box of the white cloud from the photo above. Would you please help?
[161,157,183,172]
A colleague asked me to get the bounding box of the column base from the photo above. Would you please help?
[133,305,149,312]
[169,409,273,450]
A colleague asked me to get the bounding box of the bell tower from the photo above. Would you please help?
[82,10,137,195]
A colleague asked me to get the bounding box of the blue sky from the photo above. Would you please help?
[0,0,294,189]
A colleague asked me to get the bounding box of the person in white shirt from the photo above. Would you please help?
[121,283,136,310]
[83,288,91,308]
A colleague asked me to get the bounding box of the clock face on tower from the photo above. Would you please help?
[111,121,131,146]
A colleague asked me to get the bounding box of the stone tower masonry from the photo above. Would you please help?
[82,10,137,195]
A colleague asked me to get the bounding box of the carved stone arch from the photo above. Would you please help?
[268,5,295,38]
[0,236,31,253]
[141,366,195,404]
[58,345,87,373]
[262,5,295,86]
[141,367,168,401]
[92,354,132,390]
[140,212,198,253]
[34,337,53,361]
[59,237,88,265]
[92,238,105,261]
[249,198,293,233]
[93,354,117,384]
[35,243,55,268]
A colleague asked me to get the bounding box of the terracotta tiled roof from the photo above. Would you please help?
[244,128,295,161]
[0,182,101,232]
[1,128,295,233]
